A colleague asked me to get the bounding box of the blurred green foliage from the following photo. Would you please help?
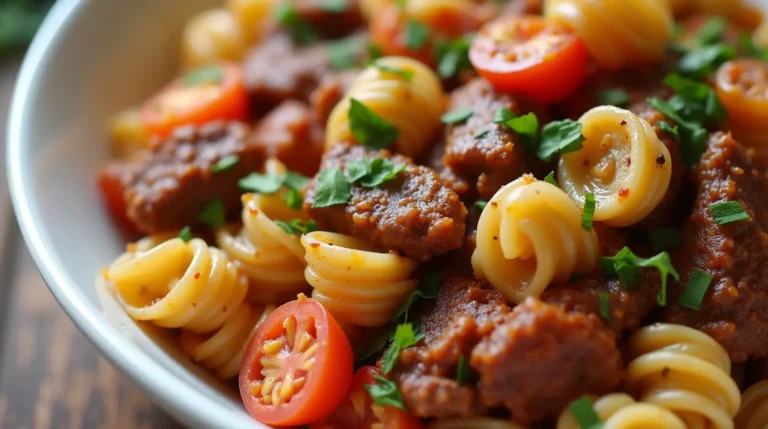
[0,0,54,57]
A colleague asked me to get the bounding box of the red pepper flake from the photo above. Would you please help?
[618,187,630,197]
[491,201,498,207]
[626,157,631,167]
[656,154,666,166]
[620,120,627,126]
[194,272,201,279]
[310,242,320,248]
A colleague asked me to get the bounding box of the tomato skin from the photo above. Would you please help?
[310,366,424,429]
[239,297,353,427]
[97,162,139,234]
[469,16,589,105]
[140,62,248,140]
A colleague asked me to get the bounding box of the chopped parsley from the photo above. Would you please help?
[381,323,424,374]
[568,397,603,429]
[473,129,490,140]
[596,89,630,107]
[329,36,360,70]
[709,201,751,226]
[367,43,383,62]
[284,189,303,210]
[275,219,318,235]
[312,168,351,208]
[456,355,470,384]
[740,32,768,60]
[434,34,474,78]
[582,192,596,231]
[648,229,683,253]
[599,292,611,324]
[678,43,736,79]
[474,200,488,211]
[601,247,679,306]
[506,113,539,140]
[441,107,474,124]
[274,2,319,45]
[283,171,310,190]
[198,198,226,229]
[390,271,441,323]
[311,158,405,208]
[696,17,727,46]
[494,107,517,124]
[678,269,713,310]
[537,120,586,162]
[211,155,239,173]
[348,99,399,149]
[543,171,559,187]
[239,172,284,194]
[404,20,430,50]
[375,62,414,81]
[355,325,396,363]
[183,66,222,86]
[177,226,192,243]
[365,376,405,410]
[319,0,349,12]
[348,158,406,188]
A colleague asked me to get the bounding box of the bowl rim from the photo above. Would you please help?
[6,0,263,427]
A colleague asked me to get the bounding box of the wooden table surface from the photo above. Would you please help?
[0,59,184,429]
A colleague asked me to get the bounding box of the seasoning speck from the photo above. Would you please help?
[656,154,666,166]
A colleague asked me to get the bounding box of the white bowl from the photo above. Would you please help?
[7,0,267,427]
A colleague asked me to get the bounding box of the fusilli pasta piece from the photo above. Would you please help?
[106,236,262,378]
[715,59,768,163]
[216,160,310,303]
[668,0,762,29]
[557,394,687,429]
[544,0,673,69]
[226,0,276,43]
[426,418,528,429]
[626,323,740,429]
[300,231,419,327]
[558,106,673,227]
[735,381,768,429]
[471,175,600,303]
[325,56,445,159]
[182,8,248,69]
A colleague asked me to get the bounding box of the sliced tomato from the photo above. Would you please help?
[97,161,139,235]
[140,62,248,139]
[239,295,353,427]
[469,15,589,105]
[310,366,423,429]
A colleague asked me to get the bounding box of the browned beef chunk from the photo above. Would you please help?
[501,0,544,15]
[123,121,265,234]
[309,69,359,123]
[396,273,512,418]
[471,298,622,425]
[294,0,364,39]
[243,34,365,111]
[248,100,324,177]
[443,79,548,201]
[304,144,467,261]
[664,132,768,362]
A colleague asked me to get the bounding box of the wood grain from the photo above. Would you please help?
[0,59,183,429]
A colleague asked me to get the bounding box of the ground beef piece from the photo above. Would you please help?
[421,136,473,197]
[244,34,365,111]
[444,79,548,200]
[248,100,324,176]
[294,0,364,39]
[501,0,544,15]
[665,132,768,362]
[396,273,512,418]
[123,121,265,234]
[309,69,359,122]
[471,298,622,425]
[305,144,467,261]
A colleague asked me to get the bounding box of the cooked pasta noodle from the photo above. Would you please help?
[300,231,419,327]
[715,60,768,163]
[105,236,262,378]
[360,0,391,20]
[426,418,528,429]
[735,381,768,429]
[325,56,445,158]
[109,109,150,159]
[544,0,673,69]
[226,0,276,43]
[182,8,249,69]
[557,394,687,429]
[471,175,600,303]
[667,0,762,29]
[626,323,741,429]
[215,160,310,304]
[558,106,672,227]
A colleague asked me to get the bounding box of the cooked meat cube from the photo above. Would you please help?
[309,69,359,123]
[665,132,768,362]
[471,298,622,425]
[396,273,512,418]
[294,0,364,39]
[304,144,468,261]
[248,100,324,176]
[123,121,265,234]
[443,78,548,200]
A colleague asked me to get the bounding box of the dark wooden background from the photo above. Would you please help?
[0,59,184,429]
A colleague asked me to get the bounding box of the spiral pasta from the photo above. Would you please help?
[182,8,249,69]
[471,175,600,303]
[735,381,768,429]
[325,56,445,159]
[426,418,527,429]
[625,323,741,429]
[667,0,762,29]
[105,236,263,378]
[300,231,419,327]
[215,160,310,304]
[544,0,673,69]
[715,59,768,163]
[557,106,673,227]
[557,394,687,429]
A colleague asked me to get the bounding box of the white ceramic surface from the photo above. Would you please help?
[7,0,768,428]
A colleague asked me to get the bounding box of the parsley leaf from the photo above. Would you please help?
[355,325,396,363]
[494,107,516,124]
[740,32,768,60]
[283,172,309,190]
[364,376,405,410]
[696,17,727,46]
[390,271,441,323]
[312,168,351,208]
[474,200,488,211]
[211,155,239,173]
[367,43,383,62]
[582,192,596,231]
[284,189,303,210]
[348,99,399,149]
[648,95,710,165]
[434,34,474,78]
[382,323,424,374]
[537,120,586,162]
[404,20,430,50]
[239,172,284,194]
[473,129,490,140]
[276,219,318,235]
[709,201,751,225]
[601,247,680,306]
[678,43,736,79]
[357,159,407,188]
[506,113,539,139]
[320,0,349,12]
[177,226,192,242]
[569,397,603,429]
[183,66,223,86]
[275,2,319,45]
[375,62,414,81]
[198,198,226,229]
[599,292,611,324]
[329,36,360,70]
[596,89,630,107]
[544,171,559,187]
[678,269,713,310]
[441,107,474,124]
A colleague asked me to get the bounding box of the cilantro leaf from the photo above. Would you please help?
[198,198,226,229]
[404,20,430,50]
[177,226,192,242]
[434,34,474,78]
[601,247,680,306]
[364,376,405,410]
[696,17,726,46]
[329,36,361,70]
[211,155,239,173]
[275,2,319,45]
[596,89,630,107]
[348,99,399,149]
[276,219,318,235]
[494,107,516,124]
[537,120,586,162]
[678,43,736,79]
[312,168,351,208]
[441,107,474,124]
[320,0,349,12]
[238,172,284,194]
[390,271,441,323]
[375,62,414,80]
[544,171,559,187]
[381,323,424,374]
[283,171,309,190]
[357,159,406,188]
[474,200,488,211]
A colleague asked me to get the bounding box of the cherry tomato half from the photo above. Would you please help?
[310,366,423,429]
[239,295,353,427]
[140,62,248,139]
[97,161,139,235]
[469,15,588,105]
